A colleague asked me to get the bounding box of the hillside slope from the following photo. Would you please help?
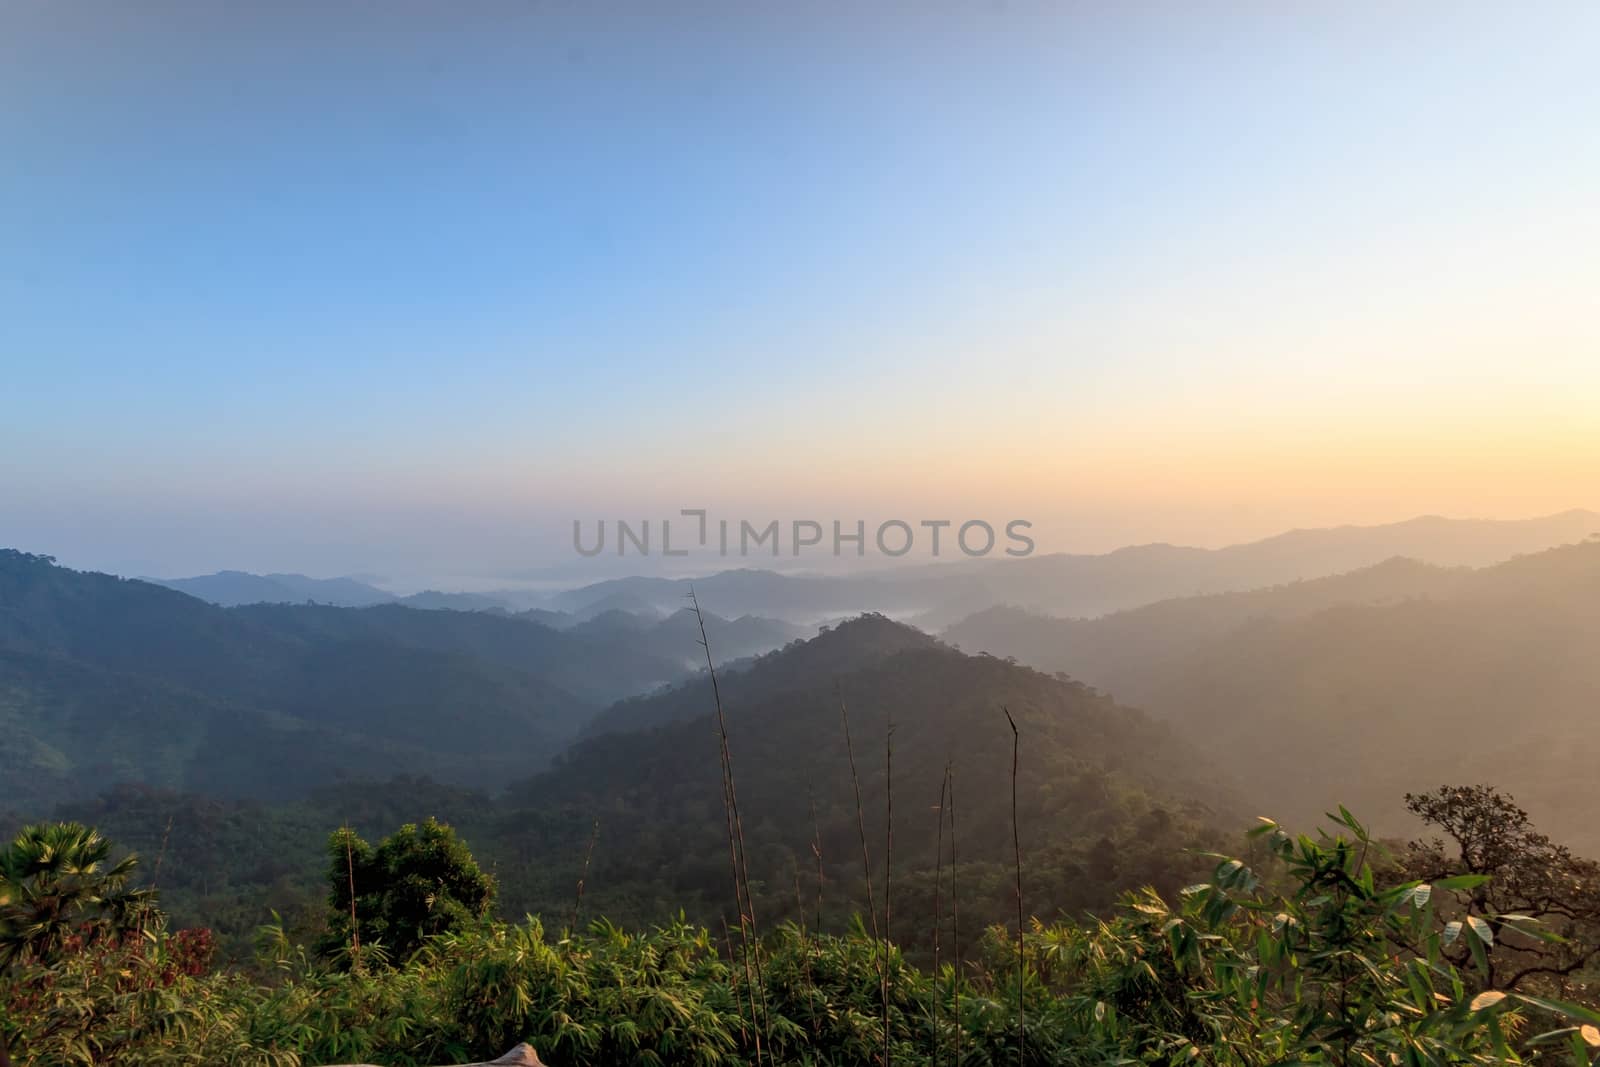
[148,570,396,607]
[580,612,938,737]
[230,602,684,707]
[0,551,641,801]
[500,615,1240,940]
[944,555,1470,689]
[945,540,1600,848]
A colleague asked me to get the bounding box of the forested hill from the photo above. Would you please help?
[1,612,1242,960]
[148,570,396,607]
[945,538,1600,849]
[944,554,1471,684]
[564,607,807,669]
[579,611,940,737]
[227,601,683,706]
[497,614,1239,942]
[0,550,688,804]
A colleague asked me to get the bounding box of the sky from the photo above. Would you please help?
[2,2,1597,584]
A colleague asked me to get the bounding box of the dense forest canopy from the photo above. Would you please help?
[6,790,1600,1065]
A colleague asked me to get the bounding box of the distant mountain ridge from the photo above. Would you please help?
[546,510,1600,624]
[943,554,1473,685]
[0,550,700,804]
[580,611,938,738]
[565,607,807,669]
[147,570,397,607]
[150,572,531,613]
[943,538,1600,850]
[141,511,1600,625]
[150,572,560,614]
[395,590,515,612]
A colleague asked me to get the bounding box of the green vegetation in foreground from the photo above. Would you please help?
[5,791,1600,1065]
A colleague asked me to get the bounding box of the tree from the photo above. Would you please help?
[0,823,160,1067]
[0,822,154,970]
[1399,784,1600,992]
[321,818,496,966]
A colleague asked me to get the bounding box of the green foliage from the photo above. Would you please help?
[7,810,1600,1066]
[319,819,496,967]
[0,823,209,1066]
[1396,785,1600,997]
[1019,807,1547,1065]
[0,822,153,970]
[1,920,249,1067]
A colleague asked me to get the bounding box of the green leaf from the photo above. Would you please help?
[1434,874,1492,891]
[1527,1026,1584,1048]
[1514,992,1600,1027]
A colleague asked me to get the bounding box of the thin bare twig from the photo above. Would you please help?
[794,859,821,1039]
[692,587,768,1066]
[809,781,824,930]
[570,816,600,932]
[150,811,176,890]
[719,915,749,1049]
[949,762,961,1062]
[838,685,880,941]
[933,763,950,1067]
[343,826,361,974]
[882,717,896,1066]
[1004,706,1024,1065]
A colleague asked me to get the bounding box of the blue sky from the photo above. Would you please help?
[3,3,1597,582]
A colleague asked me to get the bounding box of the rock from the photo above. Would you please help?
[323,1043,545,1066]
[481,1048,545,1066]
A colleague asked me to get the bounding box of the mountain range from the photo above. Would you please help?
[146,571,553,613]
[0,552,660,804]
[28,614,1236,950]
[142,511,1600,628]
[147,570,399,607]
[544,509,1600,625]
[9,520,1600,953]
[945,537,1600,850]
